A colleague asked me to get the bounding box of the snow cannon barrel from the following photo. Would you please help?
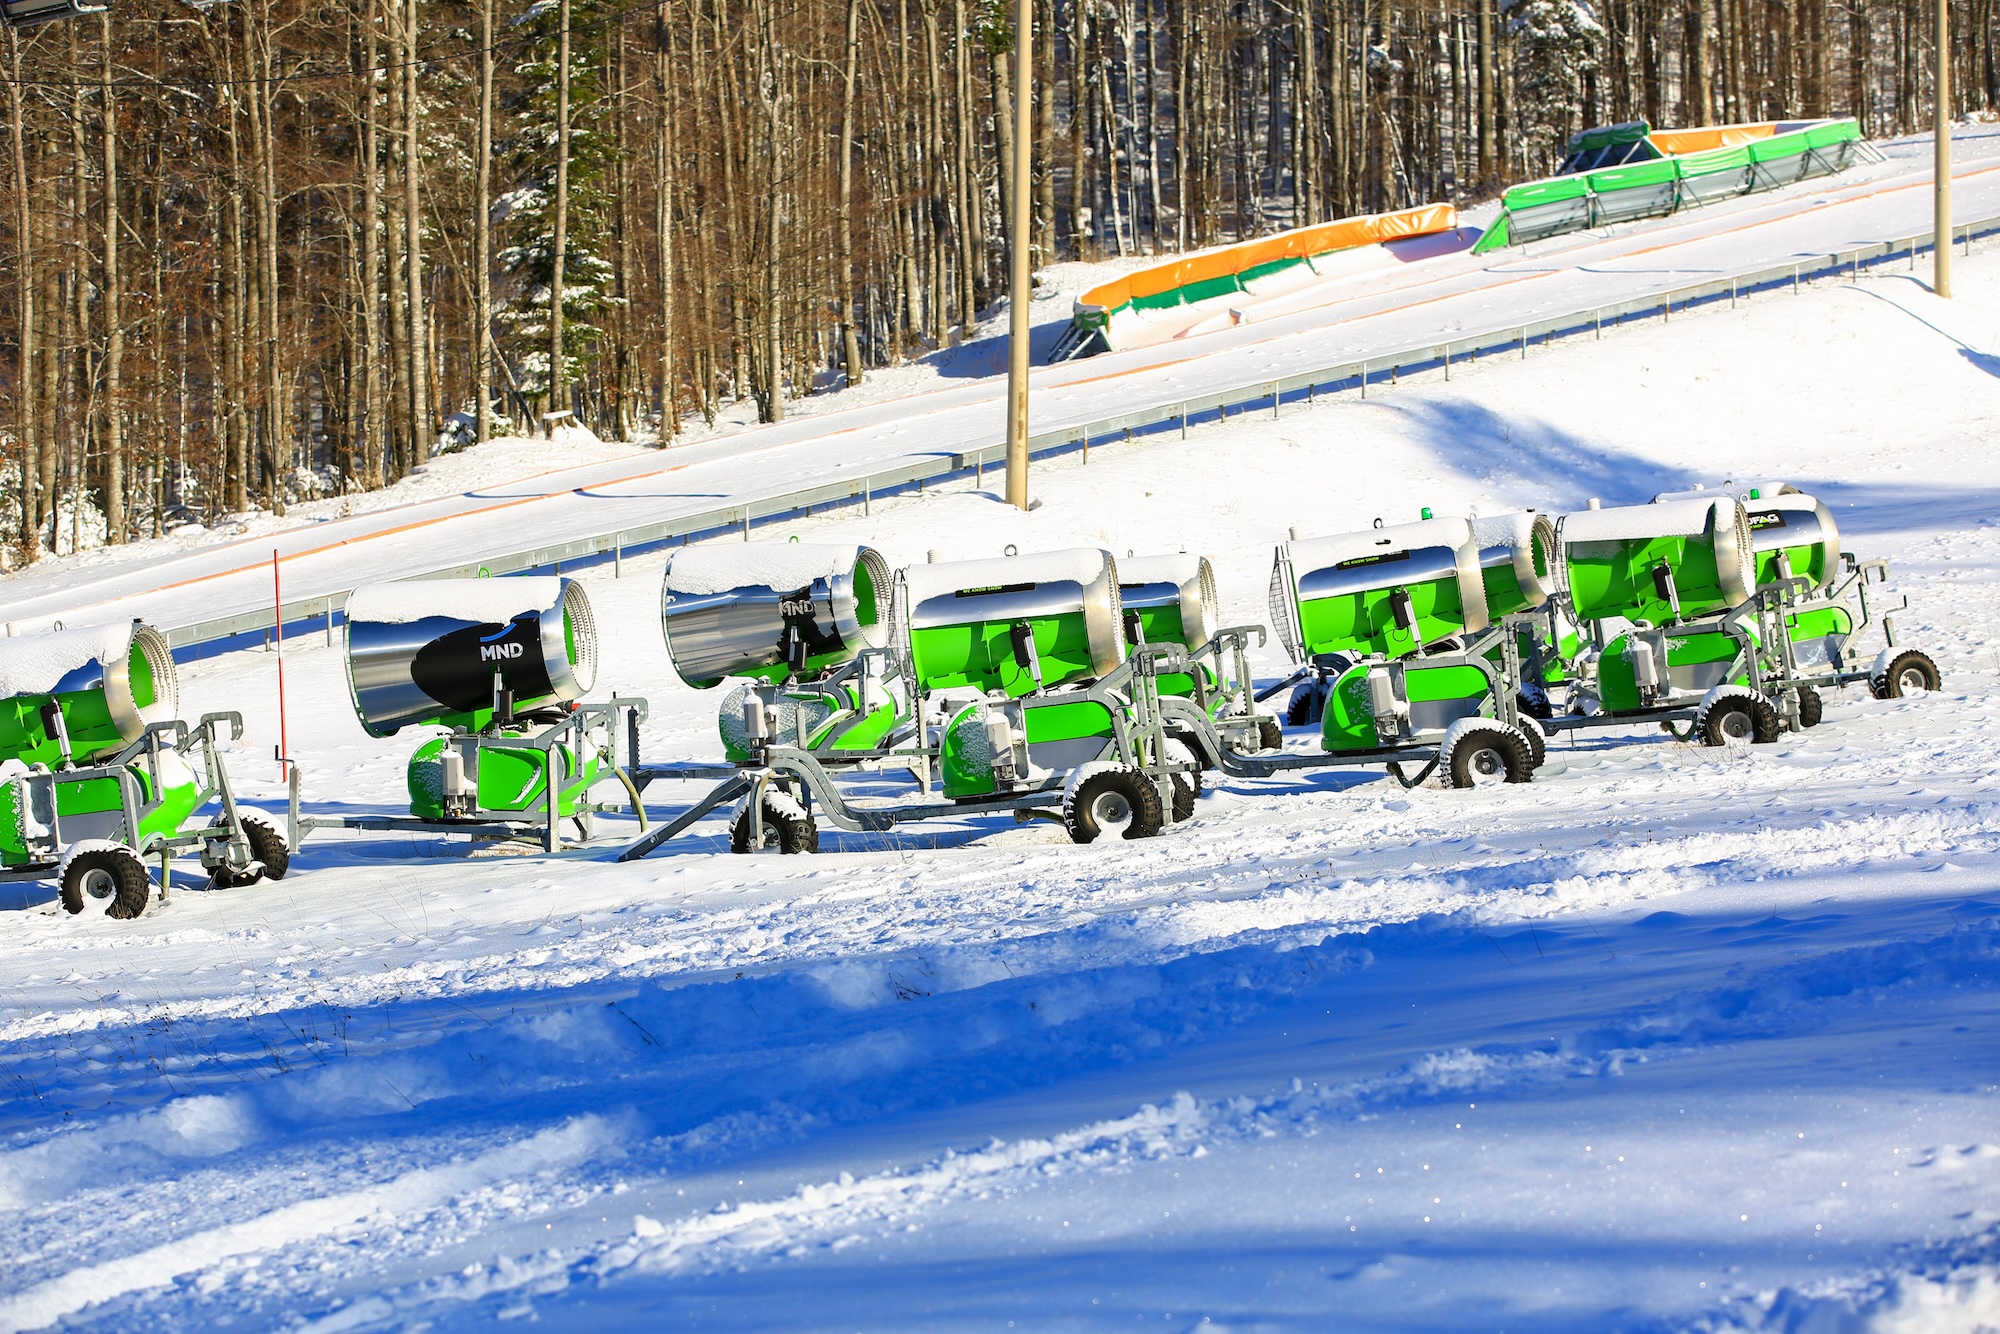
[1471,511,1558,618]
[1117,553,1219,651]
[660,542,892,690]
[899,548,1124,697]
[0,622,178,767]
[1270,517,1487,663]
[1553,497,1753,626]
[1701,484,1841,593]
[344,576,598,737]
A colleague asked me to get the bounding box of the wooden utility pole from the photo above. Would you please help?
[1935,0,1952,298]
[1004,0,1032,509]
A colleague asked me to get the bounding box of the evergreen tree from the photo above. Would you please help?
[1506,0,1603,170]
[495,0,623,412]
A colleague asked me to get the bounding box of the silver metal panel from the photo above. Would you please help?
[661,546,890,688]
[1297,544,1462,602]
[344,579,595,737]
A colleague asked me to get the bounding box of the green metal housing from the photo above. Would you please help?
[900,548,1125,698]
[1271,517,1488,663]
[1553,497,1755,626]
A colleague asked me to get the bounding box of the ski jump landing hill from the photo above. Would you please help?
[2,127,1997,654]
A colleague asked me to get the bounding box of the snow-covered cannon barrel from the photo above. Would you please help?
[344,577,598,737]
[1554,497,1753,626]
[1270,516,1488,662]
[660,542,892,690]
[1117,553,1219,651]
[900,548,1125,696]
[0,622,179,767]
[1651,483,1841,593]
[1471,511,1558,618]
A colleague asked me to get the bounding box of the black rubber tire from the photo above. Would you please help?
[1063,768,1164,844]
[210,813,291,889]
[1515,689,1554,721]
[1169,769,1200,823]
[1872,650,1940,700]
[1697,693,1781,747]
[60,846,152,920]
[1165,727,1214,771]
[1517,715,1549,769]
[1257,715,1283,752]
[1285,689,1318,727]
[1445,727,1534,789]
[730,794,819,854]
[1795,685,1823,729]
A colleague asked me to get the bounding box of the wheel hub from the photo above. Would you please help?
[1898,667,1930,695]
[81,867,116,900]
[1718,709,1754,744]
[1091,790,1134,832]
[1465,745,1507,785]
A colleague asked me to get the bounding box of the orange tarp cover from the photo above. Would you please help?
[1076,202,1457,314]
[1646,121,1786,155]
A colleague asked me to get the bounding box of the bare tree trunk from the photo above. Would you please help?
[655,0,678,438]
[1478,0,1496,188]
[549,0,572,428]
[246,0,286,514]
[475,0,494,444]
[403,0,429,452]
[839,0,863,386]
[8,32,38,558]
[99,15,125,543]
[360,0,385,486]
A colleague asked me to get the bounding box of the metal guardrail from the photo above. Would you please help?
[167,209,1998,660]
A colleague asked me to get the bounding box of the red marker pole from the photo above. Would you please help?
[273,550,288,784]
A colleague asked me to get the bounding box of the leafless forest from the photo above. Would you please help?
[0,0,1991,555]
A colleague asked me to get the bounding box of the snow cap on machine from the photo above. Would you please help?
[0,621,179,744]
[343,576,597,736]
[1470,511,1558,616]
[1652,481,1841,593]
[660,541,892,689]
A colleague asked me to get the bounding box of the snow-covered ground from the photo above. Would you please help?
[3,178,2000,1331]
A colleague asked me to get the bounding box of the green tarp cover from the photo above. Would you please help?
[1748,128,1816,162]
[1568,121,1652,153]
[1675,145,1752,175]
[1586,159,1682,193]
[1804,119,1862,149]
[1501,176,1591,209]
[1478,117,1866,254]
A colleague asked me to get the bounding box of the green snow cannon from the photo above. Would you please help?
[1553,496,1754,627]
[900,548,1133,800]
[0,620,177,770]
[1117,552,1218,697]
[1652,482,1841,593]
[1554,498,1763,717]
[343,576,603,821]
[0,622,283,915]
[659,541,901,763]
[1272,518,1515,757]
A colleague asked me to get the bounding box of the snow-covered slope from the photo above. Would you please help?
[1,169,1999,1332]
[4,126,1998,642]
